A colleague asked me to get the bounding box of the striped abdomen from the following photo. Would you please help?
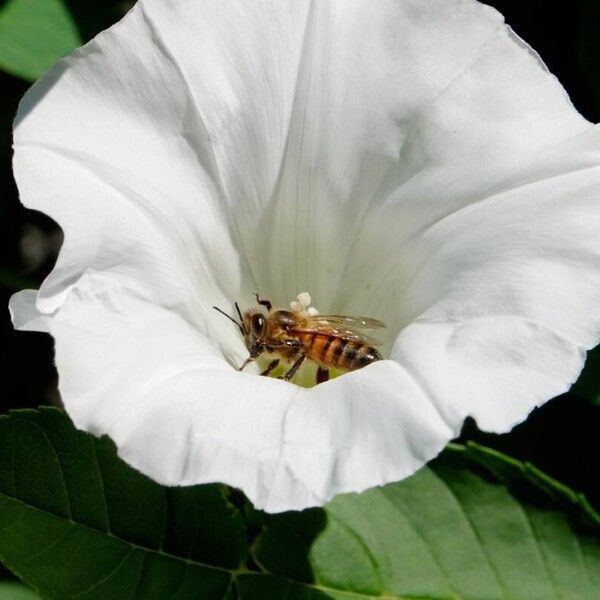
[298,332,382,371]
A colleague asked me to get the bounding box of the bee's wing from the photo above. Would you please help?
[293,315,385,346]
[292,326,384,346]
[306,315,386,330]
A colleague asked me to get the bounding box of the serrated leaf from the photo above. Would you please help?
[0,408,599,599]
[252,444,600,600]
[0,0,81,81]
[0,408,246,599]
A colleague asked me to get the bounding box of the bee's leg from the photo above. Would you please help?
[316,367,329,384]
[254,293,272,311]
[238,357,255,371]
[280,353,307,382]
[260,358,280,376]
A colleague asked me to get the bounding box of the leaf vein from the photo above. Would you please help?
[90,438,111,533]
[328,512,384,593]
[170,563,190,599]
[518,505,560,599]
[15,418,72,519]
[24,523,76,563]
[129,551,147,600]
[377,486,458,596]
[73,547,136,598]
[428,470,509,599]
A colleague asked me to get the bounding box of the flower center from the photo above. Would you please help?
[254,291,382,387]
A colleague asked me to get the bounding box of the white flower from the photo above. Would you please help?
[9,0,600,512]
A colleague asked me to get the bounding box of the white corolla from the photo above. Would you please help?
[10,0,600,512]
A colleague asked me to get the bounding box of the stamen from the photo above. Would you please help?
[290,292,319,317]
[297,291,311,308]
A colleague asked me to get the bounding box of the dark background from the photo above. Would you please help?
[1,0,599,511]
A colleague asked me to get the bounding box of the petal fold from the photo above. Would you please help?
[44,275,452,511]
[9,0,600,511]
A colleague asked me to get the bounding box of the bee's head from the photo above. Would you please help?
[212,303,267,359]
[242,311,267,357]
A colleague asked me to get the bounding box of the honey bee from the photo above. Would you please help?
[214,294,385,384]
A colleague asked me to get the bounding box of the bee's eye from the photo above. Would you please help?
[251,314,265,335]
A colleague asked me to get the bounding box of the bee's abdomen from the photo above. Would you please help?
[338,341,382,371]
[302,333,382,371]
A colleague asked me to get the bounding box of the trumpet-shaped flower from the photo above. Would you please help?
[10,0,600,512]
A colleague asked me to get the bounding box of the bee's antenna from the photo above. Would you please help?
[213,305,246,335]
[235,302,244,324]
[253,293,272,311]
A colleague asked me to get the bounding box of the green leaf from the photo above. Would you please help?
[0,269,37,291]
[251,442,600,600]
[0,0,81,81]
[572,344,600,405]
[0,581,41,599]
[0,408,246,599]
[0,408,599,599]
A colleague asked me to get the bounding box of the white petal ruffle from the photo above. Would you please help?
[11,0,600,510]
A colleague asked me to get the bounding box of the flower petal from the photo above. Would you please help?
[9,289,49,332]
[10,0,600,512]
[228,0,591,311]
[21,273,450,511]
[13,0,288,337]
[391,136,600,431]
